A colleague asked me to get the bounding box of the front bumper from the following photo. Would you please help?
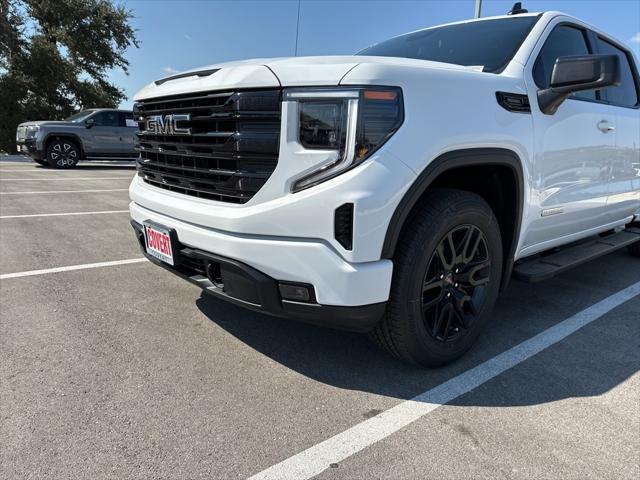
[131,220,385,332]
[16,138,42,158]
[130,199,393,305]
[128,137,414,331]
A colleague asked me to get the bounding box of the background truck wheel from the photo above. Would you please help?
[371,189,503,367]
[628,241,640,257]
[46,139,80,168]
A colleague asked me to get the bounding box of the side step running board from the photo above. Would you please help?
[513,227,640,283]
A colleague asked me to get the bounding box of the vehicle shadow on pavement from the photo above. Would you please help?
[196,252,640,406]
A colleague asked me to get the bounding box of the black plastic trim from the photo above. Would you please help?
[334,203,354,250]
[496,91,531,113]
[513,227,640,282]
[281,300,386,332]
[589,31,640,109]
[131,220,384,332]
[381,148,524,287]
[278,281,317,303]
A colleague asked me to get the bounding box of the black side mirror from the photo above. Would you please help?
[85,118,95,128]
[537,54,620,115]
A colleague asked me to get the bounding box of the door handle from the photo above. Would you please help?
[597,120,615,133]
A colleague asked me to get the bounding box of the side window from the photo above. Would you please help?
[533,25,596,101]
[118,112,137,127]
[92,111,119,127]
[596,37,639,107]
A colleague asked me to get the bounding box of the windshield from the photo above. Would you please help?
[65,110,96,122]
[357,16,539,73]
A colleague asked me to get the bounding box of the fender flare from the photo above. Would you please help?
[381,148,525,284]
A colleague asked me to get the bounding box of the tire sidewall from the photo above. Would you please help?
[395,196,503,365]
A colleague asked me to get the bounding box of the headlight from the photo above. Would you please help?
[25,125,40,139]
[284,87,403,192]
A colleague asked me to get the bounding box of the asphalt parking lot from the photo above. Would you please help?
[1,155,639,479]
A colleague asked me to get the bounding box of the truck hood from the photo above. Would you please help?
[134,55,475,101]
[18,120,76,128]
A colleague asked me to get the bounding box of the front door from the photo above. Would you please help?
[522,22,615,252]
[86,110,122,155]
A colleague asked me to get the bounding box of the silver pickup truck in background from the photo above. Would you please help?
[15,108,138,168]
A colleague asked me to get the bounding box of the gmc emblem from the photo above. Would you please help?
[144,114,191,135]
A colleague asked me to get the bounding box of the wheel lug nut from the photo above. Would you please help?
[439,274,444,279]
[454,283,458,288]
[446,292,451,298]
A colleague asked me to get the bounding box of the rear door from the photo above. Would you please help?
[592,34,640,223]
[113,112,138,157]
[522,22,616,253]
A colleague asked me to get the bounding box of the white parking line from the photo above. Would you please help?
[0,258,147,280]
[0,189,129,195]
[0,210,129,219]
[248,280,640,480]
[0,177,132,181]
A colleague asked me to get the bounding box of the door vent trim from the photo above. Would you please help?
[496,91,531,113]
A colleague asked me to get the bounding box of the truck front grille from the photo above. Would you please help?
[134,89,281,204]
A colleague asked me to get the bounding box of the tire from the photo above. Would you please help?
[371,188,503,367]
[628,241,640,257]
[33,158,48,166]
[46,138,80,168]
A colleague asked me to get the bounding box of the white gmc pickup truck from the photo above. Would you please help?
[129,6,640,366]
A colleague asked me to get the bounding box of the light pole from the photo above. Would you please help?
[294,0,301,56]
[474,0,482,18]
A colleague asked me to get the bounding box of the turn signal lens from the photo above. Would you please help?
[355,87,403,161]
[363,90,398,101]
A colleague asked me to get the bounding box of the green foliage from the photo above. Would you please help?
[0,0,138,152]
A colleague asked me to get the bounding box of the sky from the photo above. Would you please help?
[109,0,640,108]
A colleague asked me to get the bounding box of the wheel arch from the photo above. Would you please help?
[43,133,84,157]
[382,148,525,287]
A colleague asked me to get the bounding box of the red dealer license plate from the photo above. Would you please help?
[143,223,174,266]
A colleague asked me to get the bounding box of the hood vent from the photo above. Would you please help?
[155,68,220,86]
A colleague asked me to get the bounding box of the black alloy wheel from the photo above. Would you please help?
[422,225,490,342]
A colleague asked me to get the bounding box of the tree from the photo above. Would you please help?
[0,0,138,152]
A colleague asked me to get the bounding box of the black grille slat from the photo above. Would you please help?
[135,89,281,204]
[140,167,267,190]
[138,147,277,164]
[142,175,254,201]
[139,159,271,178]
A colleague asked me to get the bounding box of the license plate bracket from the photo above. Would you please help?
[143,221,177,266]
